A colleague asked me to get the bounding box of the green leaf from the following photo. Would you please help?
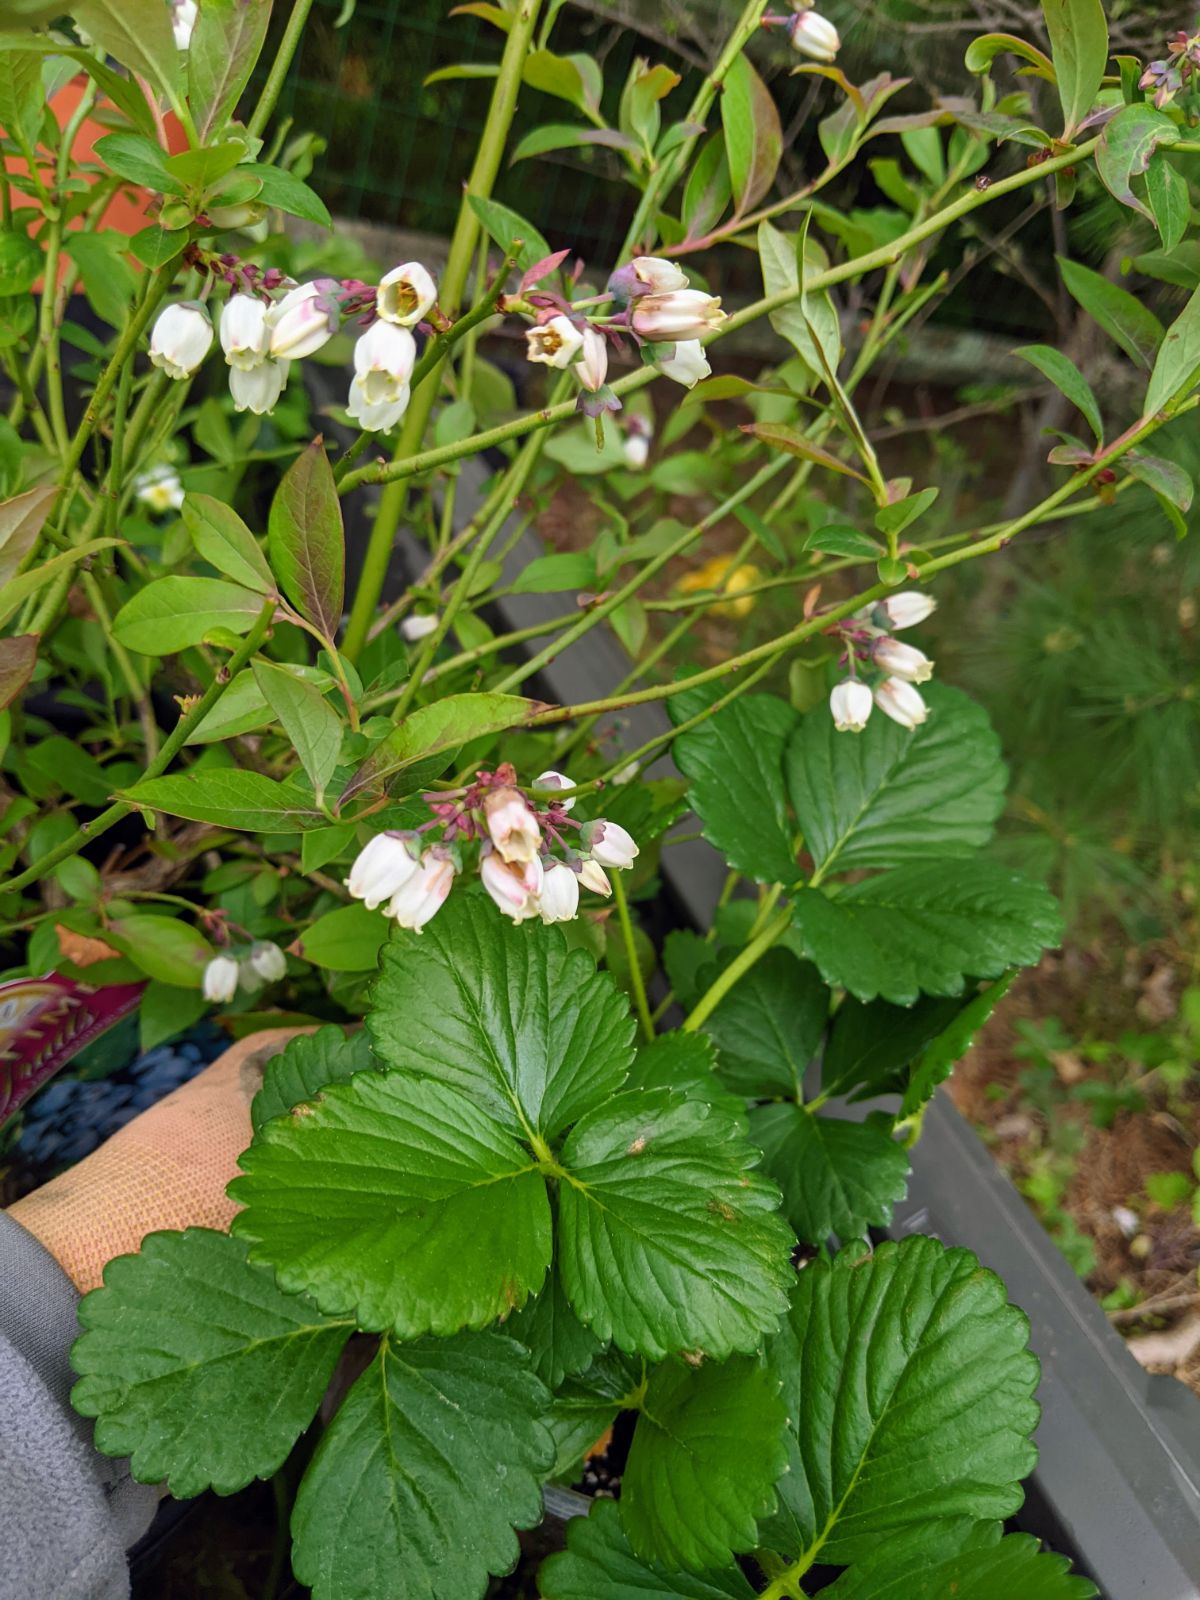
[1058,256,1164,371]
[1014,344,1103,439]
[802,524,882,559]
[742,421,865,482]
[0,484,57,589]
[244,163,332,229]
[182,492,274,591]
[504,1266,605,1389]
[749,1105,910,1244]
[253,658,343,797]
[722,54,781,213]
[1144,283,1200,416]
[621,1355,787,1570]
[790,859,1063,1004]
[1041,0,1107,137]
[251,1024,377,1134]
[510,551,596,594]
[703,947,827,1099]
[468,194,552,276]
[187,0,273,141]
[231,1070,552,1335]
[111,575,266,653]
[874,485,938,537]
[368,895,635,1141]
[671,691,798,885]
[71,1229,351,1498]
[522,48,598,114]
[901,971,1016,1114]
[556,1089,794,1361]
[72,0,184,104]
[761,1236,1040,1573]
[291,1332,552,1600]
[268,439,344,641]
[1095,104,1179,221]
[825,1531,1098,1600]
[757,221,840,380]
[1146,153,1189,252]
[0,36,157,136]
[106,914,214,988]
[92,131,184,194]
[0,230,41,296]
[183,669,273,744]
[122,770,325,832]
[62,231,139,330]
[510,124,639,163]
[340,692,538,803]
[623,1032,745,1122]
[540,1499,756,1600]
[821,991,977,1101]
[296,902,389,972]
[963,32,1056,81]
[0,43,45,154]
[681,133,732,242]
[785,684,1006,876]
[129,224,189,269]
[1125,450,1194,511]
[139,981,207,1051]
[0,538,119,626]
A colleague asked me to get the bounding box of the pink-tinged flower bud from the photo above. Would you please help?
[631,290,725,341]
[220,294,270,370]
[386,850,456,931]
[576,325,609,392]
[377,261,437,327]
[480,852,543,923]
[400,613,438,642]
[578,858,612,897]
[267,282,338,359]
[655,339,711,389]
[347,321,417,432]
[525,314,584,368]
[535,769,576,812]
[879,591,937,630]
[229,358,288,415]
[484,786,542,864]
[134,463,184,514]
[149,302,213,379]
[346,831,420,909]
[872,637,933,683]
[580,819,639,869]
[631,256,690,295]
[874,677,928,730]
[247,940,287,981]
[171,0,197,50]
[789,8,840,61]
[830,678,873,732]
[537,860,580,924]
[202,954,239,1003]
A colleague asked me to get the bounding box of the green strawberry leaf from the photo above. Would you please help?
[556,1089,794,1361]
[540,1498,756,1599]
[671,690,799,886]
[748,1105,910,1244]
[760,1236,1040,1576]
[231,1071,552,1336]
[71,1229,351,1498]
[621,1355,788,1570]
[786,685,1005,878]
[250,1024,377,1134]
[790,860,1063,1004]
[368,895,636,1141]
[505,1264,606,1389]
[824,1530,1097,1599]
[291,1332,552,1600]
[702,947,828,1099]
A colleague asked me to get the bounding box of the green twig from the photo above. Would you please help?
[612,869,654,1043]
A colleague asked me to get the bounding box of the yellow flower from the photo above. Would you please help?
[677,556,762,618]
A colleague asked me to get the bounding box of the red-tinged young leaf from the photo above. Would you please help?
[268,438,344,641]
[0,634,37,709]
[519,247,571,291]
[0,484,58,589]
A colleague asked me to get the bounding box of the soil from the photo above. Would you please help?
[948,937,1200,1397]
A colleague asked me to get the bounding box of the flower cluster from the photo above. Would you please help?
[201,939,287,1003]
[827,590,937,733]
[607,255,722,389]
[345,764,639,933]
[1140,30,1200,107]
[146,260,437,429]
